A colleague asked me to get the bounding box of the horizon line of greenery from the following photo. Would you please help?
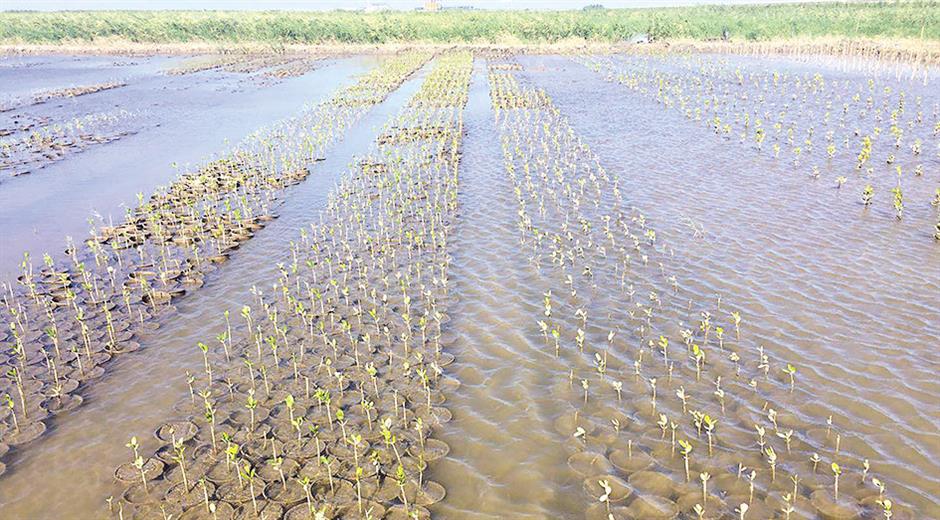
[0,3,937,45]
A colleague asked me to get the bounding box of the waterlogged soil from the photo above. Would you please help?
[0,53,937,520]
[516,54,939,517]
[0,57,430,519]
[0,54,379,278]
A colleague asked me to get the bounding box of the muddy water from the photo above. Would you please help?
[429,60,584,519]
[0,55,376,279]
[0,61,427,519]
[520,55,939,516]
[0,52,937,520]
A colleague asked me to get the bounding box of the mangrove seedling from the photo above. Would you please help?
[729,352,741,376]
[396,464,410,515]
[730,311,742,339]
[877,498,893,519]
[574,426,586,443]
[3,394,18,433]
[6,368,27,420]
[126,436,148,493]
[736,502,749,520]
[678,439,693,482]
[676,386,689,413]
[649,377,657,409]
[285,393,296,425]
[198,342,211,385]
[704,415,717,455]
[747,470,756,504]
[811,453,821,473]
[777,429,793,453]
[173,437,188,490]
[832,462,842,500]
[700,472,710,508]
[296,476,314,513]
[691,345,705,381]
[781,493,795,520]
[320,455,335,494]
[355,465,364,514]
[246,389,258,432]
[199,478,211,513]
[714,377,726,413]
[872,478,886,500]
[862,184,874,206]
[269,456,286,489]
[765,446,778,482]
[891,186,904,219]
[240,462,259,515]
[598,479,612,515]
[778,363,796,393]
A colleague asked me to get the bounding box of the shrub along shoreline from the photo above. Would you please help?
[0,3,937,45]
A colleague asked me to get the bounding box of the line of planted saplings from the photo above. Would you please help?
[0,80,127,113]
[167,53,324,84]
[0,51,432,475]
[0,109,143,178]
[0,112,48,137]
[106,51,472,520]
[488,60,906,519]
[577,54,940,236]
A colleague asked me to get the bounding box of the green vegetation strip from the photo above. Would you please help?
[0,4,937,45]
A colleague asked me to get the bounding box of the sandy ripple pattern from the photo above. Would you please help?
[481,56,929,519]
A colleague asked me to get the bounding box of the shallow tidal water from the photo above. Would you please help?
[0,52,938,519]
[0,54,378,278]
[517,54,939,516]
[0,54,425,518]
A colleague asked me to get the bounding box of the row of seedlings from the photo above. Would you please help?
[0,109,143,177]
[108,51,472,520]
[0,51,432,473]
[487,60,907,519]
[577,54,939,234]
[0,80,127,112]
[167,53,323,85]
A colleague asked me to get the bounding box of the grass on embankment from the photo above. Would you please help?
[0,3,937,45]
